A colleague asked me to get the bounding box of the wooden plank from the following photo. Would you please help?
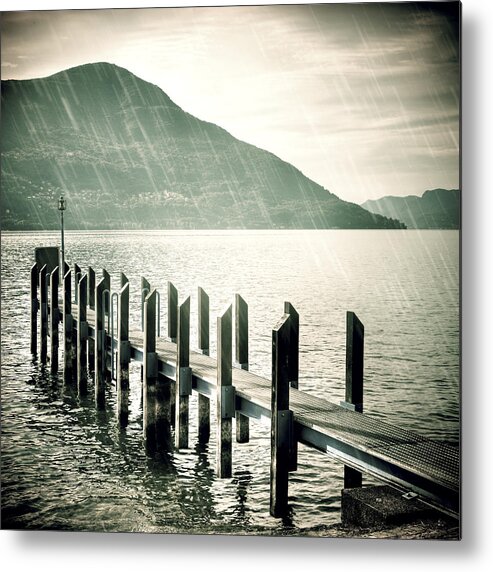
[270,313,293,517]
[63,269,75,382]
[95,278,105,408]
[197,287,210,443]
[175,296,191,449]
[143,289,158,450]
[343,311,365,488]
[49,266,60,373]
[117,282,130,426]
[30,264,38,355]
[235,294,249,443]
[77,274,88,396]
[167,281,178,342]
[39,264,48,364]
[217,304,234,478]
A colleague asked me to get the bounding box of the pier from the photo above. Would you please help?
[30,248,460,522]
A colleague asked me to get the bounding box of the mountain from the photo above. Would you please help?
[361,189,460,230]
[1,62,405,230]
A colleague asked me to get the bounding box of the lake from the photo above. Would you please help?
[0,229,460,535]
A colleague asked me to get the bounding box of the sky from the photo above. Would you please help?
[1,1,460,204]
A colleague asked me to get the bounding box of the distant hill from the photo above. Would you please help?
[1,62,405,230]
[361,189,460,229]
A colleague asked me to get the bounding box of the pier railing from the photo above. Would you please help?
[29,255,460,520]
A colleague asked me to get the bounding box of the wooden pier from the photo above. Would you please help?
[30,251,460,521]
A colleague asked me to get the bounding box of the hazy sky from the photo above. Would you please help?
[1,1,460,203]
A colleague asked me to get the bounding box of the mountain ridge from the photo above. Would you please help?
[1,62,406,230]
[361,189,460,229]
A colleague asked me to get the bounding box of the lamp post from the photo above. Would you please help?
[58,195,66,281]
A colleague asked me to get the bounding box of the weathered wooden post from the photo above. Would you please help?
[95,278,106,408]
[49,266,60,373]
[74,263,81,303]
[117,282,130,426]
[284,301,299,472]
[341,311,364,489]
[216,304,234,478]
[30,264,38,355]
[39,264,48,364]
[167,281,178,342]
[235,294,249,443]
[87,266,96,372]
[270,312,293,517]
[175,297,191,449]
[121,272,129,288]
[63,269,76,381]
[102,269,111,378]
[141,277,151,331]
[197,287,210,443]
[143,289,158,451]
[77,274,88,395]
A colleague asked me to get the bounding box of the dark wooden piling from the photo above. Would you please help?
[342,311,364,489]
[87,267,96,372]
[39,264,48,364]
[167,281,178,342]
[30,264,38,355]
[77,274,88,395]
[284,301,299,472]
[270,313,293,517]
[95,278,106,408]
[74,263,81,303]
[63,270,76,381]
[143,289,158,450]
[197,287,210,443]
[102,269,111,377]
[217,305,234,478]
[141,277,151,331]
[117,282,130,426]
[235,294,250,443]
[175,297,191,449]
[49,266,60,373]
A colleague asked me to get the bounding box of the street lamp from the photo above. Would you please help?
[58,195,66,280]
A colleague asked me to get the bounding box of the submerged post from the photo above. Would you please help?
[30,264,38,355]
[270,313,293,518]
[235,294,250,444]
[117,282,130,427]
[39,265,48,364]
[87,266,96,371]
[49,266,60,373]
[143,289,158,450]
[216,304,234,478]
[77,274,88,395]
[95,278,105,408]
[167,281,178,342]
[197,287,210,443]
[175,297,191,449]
[63,269,75,381]
[342,311,364,488]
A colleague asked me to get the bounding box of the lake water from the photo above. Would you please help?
[0,230,460,535]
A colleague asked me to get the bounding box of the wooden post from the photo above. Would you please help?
[175,297,191,449]
[39,264,48,364]
[49,266,60,373]
[141,277,151,331]
[270,313,293,517]
[117,282,130,426]
[30,264,38,355]
[197,287,210,443]
[121,272,129,288]
[63,269,76,382]
[342,311,364,489]
[95,278,105,408]
[87,267,95,372]
[102,269,111,378]
[74,263,81,303]
[284,301,299,472]
[167,281,178,342]
[77,274,88,396]
[143,289,158,451]
[235,294,250,444]
[216,304,234,478]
